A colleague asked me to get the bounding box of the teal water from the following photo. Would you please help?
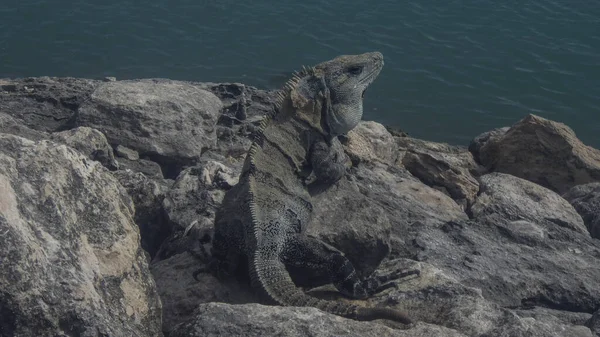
[1,0,599,147]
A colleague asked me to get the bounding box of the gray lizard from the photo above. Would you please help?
[203,52,415,324]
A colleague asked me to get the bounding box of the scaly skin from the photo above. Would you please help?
[205,52,416,324]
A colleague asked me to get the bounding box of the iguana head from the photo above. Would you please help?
[281,52,384,137]
[315,51,384,136]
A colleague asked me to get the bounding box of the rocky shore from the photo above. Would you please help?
[1,76,599,337]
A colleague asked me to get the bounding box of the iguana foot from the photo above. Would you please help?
[363,268,421,296]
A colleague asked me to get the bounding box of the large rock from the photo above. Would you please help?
[112,170,172,258]
[405,173,600,315]
[0,77,98,132]
[477,114,600,193]
[349,163,469,255]
[563,183,600,239]
[0,134,162,337]
[50,126,118,170]
[77,80,223,178]
[170,302,468,337]
[396,138,480,209]
[345,121,398,165]
[471,172,587,234]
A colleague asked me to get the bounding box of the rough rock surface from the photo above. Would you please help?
[50,126,119,170]
[77,79,223,178]
[563,183,600,239]
[0,134,162,337]
[396,137,480,209]
[477,114,600,193]
[2,77,599,337]
[471,172,587,234]
[171,302,468,337]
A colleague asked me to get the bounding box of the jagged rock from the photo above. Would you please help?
[150,252,259,335]
[77,79,223,178]
[112,170,171,258]
[468,126,509,164]
[163,160,238,231]
[478,114,600,193]
[115,144,140,161]
[116,157,164,179]
[309,176,393,277]
[396,137,480,209]
[563,183,600,239]
[0,112,49,141]
[170,302,468,337]
[408,204,600,316]
[471,172,587,234]
[0,134,162,337]
[345,121,398,165]
[349,163,468,255]
[50,126,118,170]
[587,308,600,336]
[0,77,99,132]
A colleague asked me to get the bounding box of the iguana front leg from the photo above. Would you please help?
[308,137,350,184]
[281,235,416,299]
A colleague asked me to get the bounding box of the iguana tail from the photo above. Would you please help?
[250,253,412,324]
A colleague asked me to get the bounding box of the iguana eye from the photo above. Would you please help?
[347,66,363,75]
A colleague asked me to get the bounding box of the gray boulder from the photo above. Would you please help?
[77,79,223,178]
[0,134,162,337]
[563,182,600,239]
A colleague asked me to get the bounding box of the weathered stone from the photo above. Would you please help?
[77,79,223,178]
[0,112,49,141]
[116,157,164,179]
[349,163,468,254]
[0,134,162,337]
[170,302,468,337]
[345,121,397,165]
[163,160,238,231]
[563,182,600,239]
[478,114,600,193]
[0,77,99,132]
[112,170,171,258]
[471,172,587,234]
[396,137,480,209]
[468,126,509,164]
[151,252,259,335]
[51,126,118,170]
[115,144,140,161]
[587,308,600,336]
[309,176,393,277]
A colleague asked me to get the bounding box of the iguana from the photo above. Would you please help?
[203,52,415,324]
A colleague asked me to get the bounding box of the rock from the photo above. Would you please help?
[563,183,600,239]
[478,114,600,193]
[116,144,140,161]
[116,157,164,179]
[407,210,600,315]
[396,137,480,209]
[587,308,600,336]
[0,77,99,132]
[345,121,398,165]
[77,79,223,178]
[170,302,468,337]
[468,126,509,164]
[150,252,259,335]
[349,163,468,255]
[112,170,171,258]
[309,177,393,277]
[0,112,49,141]
[50,126,119,170]
[163,160,238,231]
[0,134,162,337]
[471,173,587,235]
